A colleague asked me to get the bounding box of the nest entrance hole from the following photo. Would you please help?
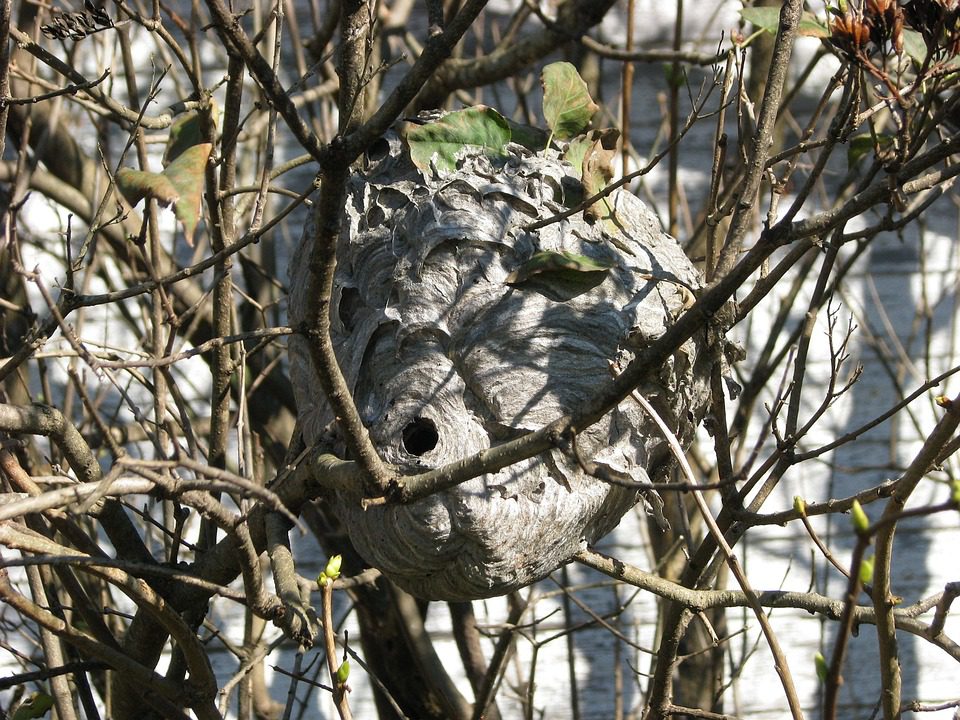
[402,417,439,456]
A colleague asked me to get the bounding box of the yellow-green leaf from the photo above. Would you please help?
[541,62,598,141]
[405,107,511,174]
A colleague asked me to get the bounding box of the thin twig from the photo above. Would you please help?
[321,578,352,719]
[622,385,805,719]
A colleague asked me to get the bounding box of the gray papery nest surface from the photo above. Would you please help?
[289,134,711,601]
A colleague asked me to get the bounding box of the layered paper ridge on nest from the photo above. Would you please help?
[289,135,710,600]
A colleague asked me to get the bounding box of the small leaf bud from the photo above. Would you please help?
[324,554,343,582]
[814,652,828,682]
[850,499,870,535]
[336,659,351,685]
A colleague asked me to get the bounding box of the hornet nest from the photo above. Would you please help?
[288,130,711,601]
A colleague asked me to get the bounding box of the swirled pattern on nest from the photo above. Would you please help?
[288,134,711,600]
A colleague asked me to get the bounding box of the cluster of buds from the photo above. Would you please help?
[829,0,905,55]
[829,0,960,59]
[830,10,873,51]
[868,0,906,52]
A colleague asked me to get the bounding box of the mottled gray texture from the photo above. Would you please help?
[288,133,711,600]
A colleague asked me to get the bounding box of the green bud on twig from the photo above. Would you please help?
[859,555,875,585]
[336,659,351,685]
[793,496,807,516]
[317,554,343,587]
[850,499,870,536]
[814,652,828,682]
[325,554,343,581]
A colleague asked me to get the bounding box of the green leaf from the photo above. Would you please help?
[116,168,179,208]
[739,7,828,38]
[901,28,928,64]
[406,106,511,174]
[563,136,591,179]
[663,62,686,90]
[506,250,616,285]
[165,110,204,164]
[798,11,831,37]
[897,28,960,68]
[739,6,779,33]
[12,692,53,720]
[163,143,212,246]
[116,142,211,246]
[847,135,873,166]
[505,118,549,152]
[847,133,894,167]
[580,128,620,221]
[165,103,219,164]
[541,62,598,141]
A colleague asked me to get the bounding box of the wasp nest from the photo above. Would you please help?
[288,134,710,601]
